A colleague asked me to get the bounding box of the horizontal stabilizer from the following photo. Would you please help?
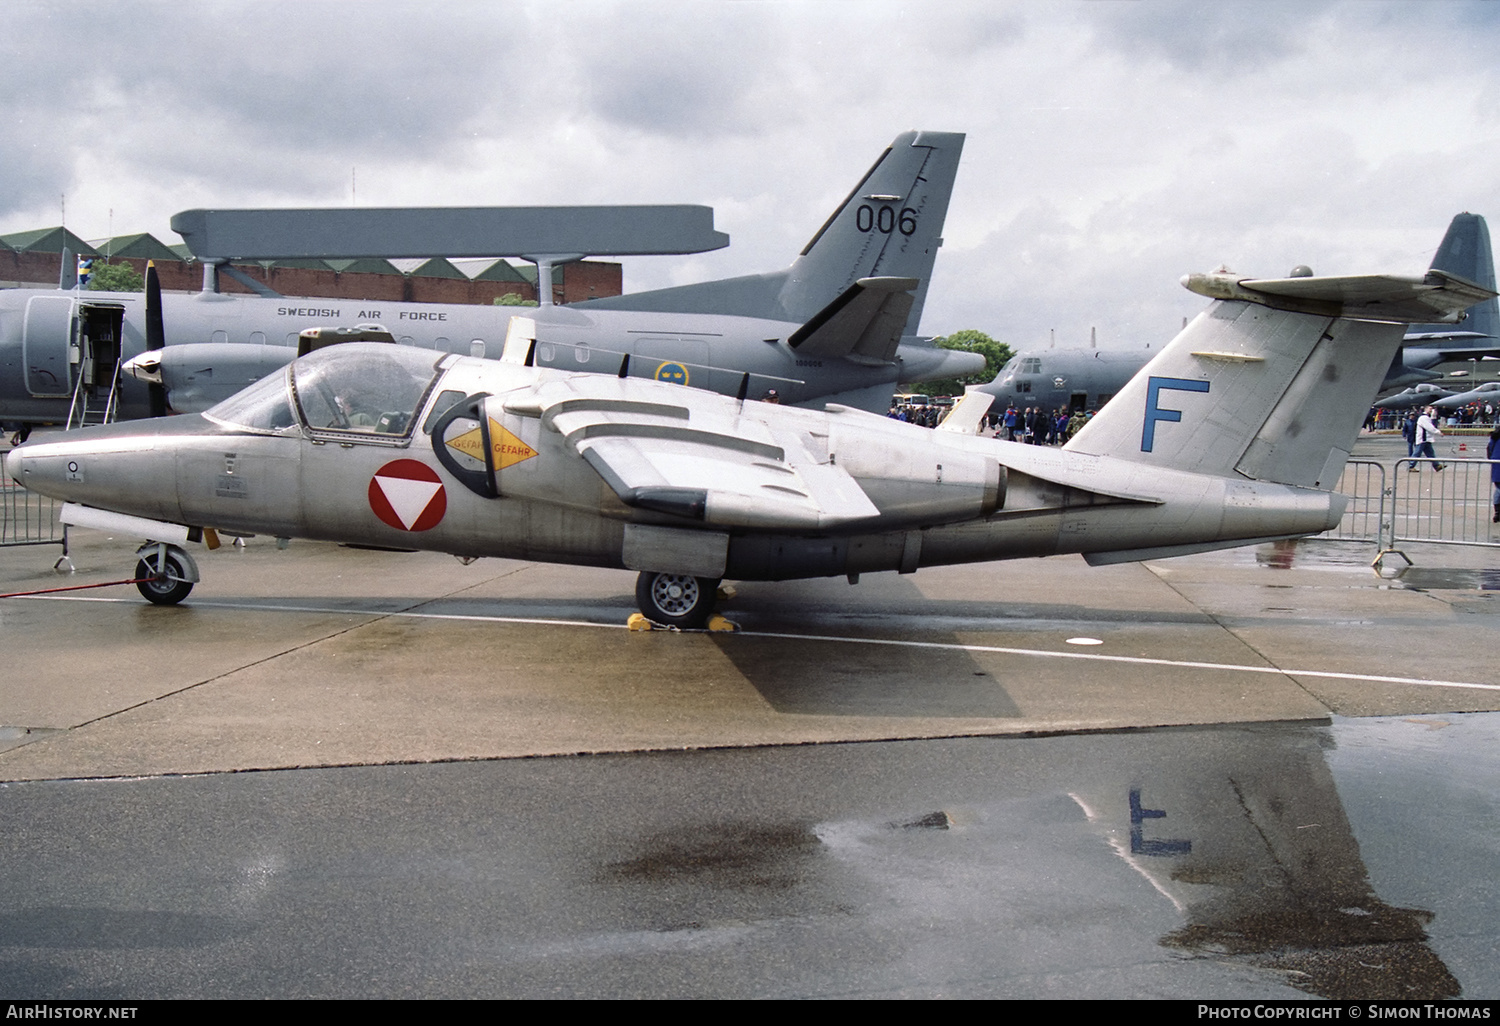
[1184,269,1495,325]
[787,277,918,364]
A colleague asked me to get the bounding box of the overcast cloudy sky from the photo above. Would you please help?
[6,1,1499,349]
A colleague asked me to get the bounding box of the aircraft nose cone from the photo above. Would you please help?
[3,446,27,487]
[122,351,163,384]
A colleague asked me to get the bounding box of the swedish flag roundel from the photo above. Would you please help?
[654,362,689,385]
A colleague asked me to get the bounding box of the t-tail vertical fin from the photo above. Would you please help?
[575,131,963,335]
[1066,268,1495,489]
[778,130,963,335]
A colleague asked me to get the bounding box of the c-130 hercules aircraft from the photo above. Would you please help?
[9,246,1492,627]
[0,131,980,435]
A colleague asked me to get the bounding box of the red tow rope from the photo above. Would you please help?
[0,577,155,599]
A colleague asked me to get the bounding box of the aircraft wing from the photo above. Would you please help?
[510,384,880,529]
[1403,330,1490,344]
[1419,346,1500,364]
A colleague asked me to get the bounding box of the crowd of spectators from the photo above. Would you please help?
[888,399,1092,443]
[1369,401,1496,431]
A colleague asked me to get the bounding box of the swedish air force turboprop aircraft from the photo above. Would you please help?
[9,256,1491,627]
[977,213,1500,413]
[0,131,979,434]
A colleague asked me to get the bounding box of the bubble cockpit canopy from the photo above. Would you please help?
[204,344,447,440]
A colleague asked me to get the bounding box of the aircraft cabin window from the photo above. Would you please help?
[289,344,444,442]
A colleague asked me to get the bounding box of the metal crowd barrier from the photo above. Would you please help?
[0,476,66,549]
[1324,455,1499,563]
[1389,457,1499,551]
[1325,459,1387,543]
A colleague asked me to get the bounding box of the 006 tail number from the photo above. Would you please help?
[856,204,918,236]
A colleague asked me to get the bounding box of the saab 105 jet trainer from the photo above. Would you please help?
[9,261,1491,627]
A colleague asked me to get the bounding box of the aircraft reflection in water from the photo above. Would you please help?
[980,212,1500,414]
[813,725,1459,999]
[0,131,980,432]
[7,258,1493,626]
[1116,729,1458,999]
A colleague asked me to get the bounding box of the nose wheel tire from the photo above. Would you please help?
[135,553,194,606]
[636,571,719,629]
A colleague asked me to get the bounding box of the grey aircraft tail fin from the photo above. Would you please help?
[1411,212,1497,341]
[575,131,963,336]
[1066,268,1496,489]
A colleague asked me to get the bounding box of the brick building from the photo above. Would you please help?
[0,227,623,305]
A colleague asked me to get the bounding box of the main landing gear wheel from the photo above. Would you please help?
[635,571,719,629]
[135,552,193,606]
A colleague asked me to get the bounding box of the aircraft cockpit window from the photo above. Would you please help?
[203,370,299,434]
[422,389,469,435]
[290,344,443,442]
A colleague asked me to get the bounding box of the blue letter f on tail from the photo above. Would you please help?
[1141,376,1210,452]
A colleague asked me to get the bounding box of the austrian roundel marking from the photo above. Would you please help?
[369,459,447,532]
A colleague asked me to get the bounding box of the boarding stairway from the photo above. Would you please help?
[64,352,123,430]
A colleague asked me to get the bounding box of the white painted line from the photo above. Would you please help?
[13,592,1500,693]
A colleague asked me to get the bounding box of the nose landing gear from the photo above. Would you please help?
[133,542,200,605]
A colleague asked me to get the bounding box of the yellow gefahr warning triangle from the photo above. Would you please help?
[445,418,538,469]
[490,418,538,468]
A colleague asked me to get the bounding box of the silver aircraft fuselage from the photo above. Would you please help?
[6,345,1342,584]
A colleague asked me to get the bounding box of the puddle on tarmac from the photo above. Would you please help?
[1245,541,1500,590]
[1388,568,1500,591]
[1249,540,1373,571]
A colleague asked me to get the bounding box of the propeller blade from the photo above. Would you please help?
[145,263,165,350]
[145,262,169,417]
